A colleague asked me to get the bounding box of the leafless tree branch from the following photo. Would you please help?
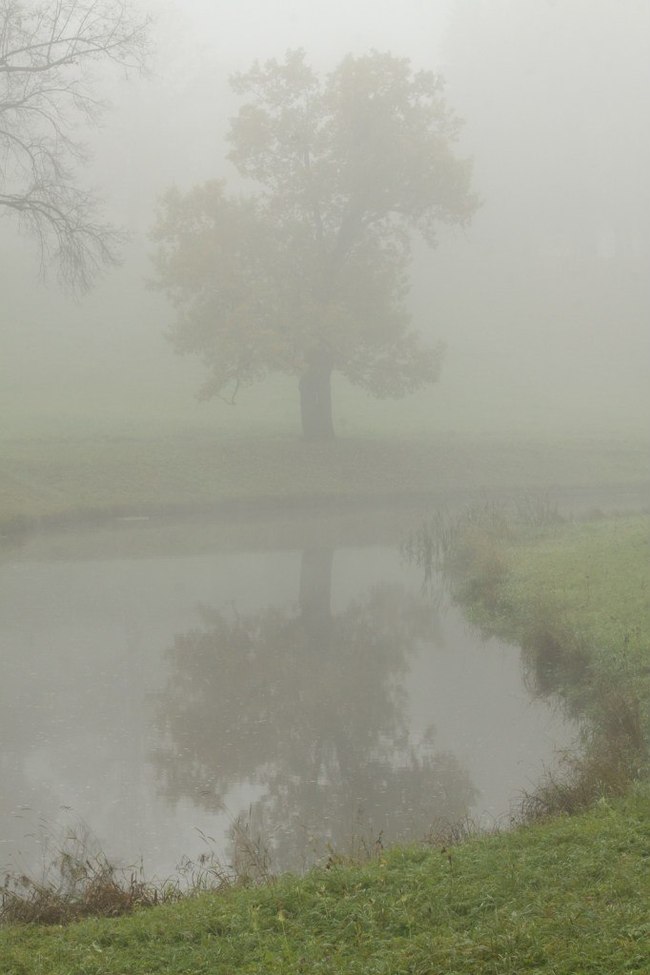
[0,0,150,289]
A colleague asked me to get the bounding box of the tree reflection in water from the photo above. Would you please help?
[153,549,477,872]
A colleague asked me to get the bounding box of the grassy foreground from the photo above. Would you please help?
[1,789,649,974]
[2,514,649,972]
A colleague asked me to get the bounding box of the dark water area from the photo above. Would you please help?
[0,509,578,879]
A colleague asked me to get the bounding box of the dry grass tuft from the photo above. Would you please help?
[521,687,647,820]
[1,852,178,925]
[0,815,275,926]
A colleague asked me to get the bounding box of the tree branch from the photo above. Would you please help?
[0,0,150,289]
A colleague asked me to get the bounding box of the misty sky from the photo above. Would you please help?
[154,0,449,65]
[2,0,649,439]
[95,0,451,210]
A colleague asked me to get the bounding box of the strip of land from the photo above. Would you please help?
[1,434,648,529]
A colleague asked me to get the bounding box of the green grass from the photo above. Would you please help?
[451,514,650,713]
[1,787,650,973]
[448,514,650,651]
[503,518,650,674]
[2,432,648,529]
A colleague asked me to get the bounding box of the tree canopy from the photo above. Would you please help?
[151,50,477,437]
[0,0,149,290]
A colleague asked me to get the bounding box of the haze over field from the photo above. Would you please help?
[2,0,649,441]
[2,1,650,919]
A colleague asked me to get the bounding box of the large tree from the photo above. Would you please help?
[151,50,477,439]
[0,0,149,290]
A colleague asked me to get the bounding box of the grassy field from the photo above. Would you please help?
[2,341,648,530]
[2,431,648,530]
[500,516,650,686]
[442,514,650,716]
[441,513,649,646]
[1,512,649,971]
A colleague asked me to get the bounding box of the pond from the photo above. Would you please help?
[0,511,575,879]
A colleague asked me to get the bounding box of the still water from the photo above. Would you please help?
[0,516,574,878]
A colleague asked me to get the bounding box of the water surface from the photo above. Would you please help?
[0,517,574,877]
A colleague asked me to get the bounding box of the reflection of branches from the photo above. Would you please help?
[222,738,476,874]
[155,584,426,802]
[153,552,477,871]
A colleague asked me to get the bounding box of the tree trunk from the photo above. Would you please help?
[299,548,333,650]
[299,362,335,439]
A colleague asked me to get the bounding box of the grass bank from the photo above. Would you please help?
[439,513,650,719]
[414,510,650,815]
[1,788,650,974]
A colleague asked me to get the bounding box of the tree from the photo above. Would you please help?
[151,50,477,439]
[0,0,149,290]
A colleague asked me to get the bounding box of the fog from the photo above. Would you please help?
[2,0,649,885]
[2,0,649,440]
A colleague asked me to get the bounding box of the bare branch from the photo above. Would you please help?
[0,0,150,289]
